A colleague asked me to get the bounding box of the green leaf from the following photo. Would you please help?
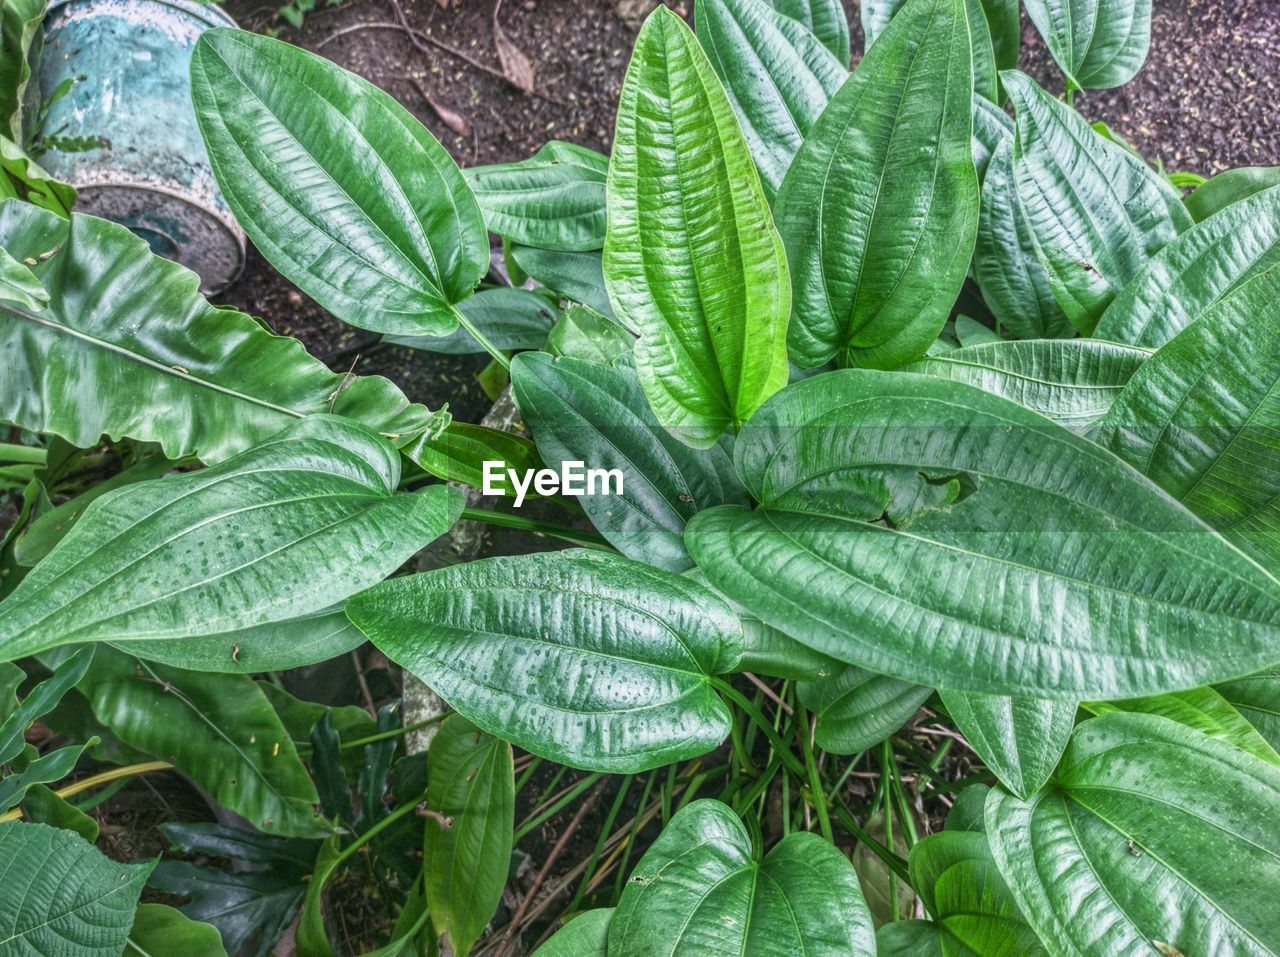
[387,286,559,355]
[191,29,487,336]
[977,0,1019,70]
[423,716,514,957]
[0,416,464,662]
[81,649,326,836]
[605,6,790,447]
[1081,687,1280,767]
[347,549,742,772]
[0,0,44,140]
[797,666,931,753]
[464,141,608,250]
[986,712,1280,957]
[974,138,1074,339]
[0,135,74,216]
[1093,184,1280,348]
[1004,71,1191,333]
[402,421,543,495]
[907,830,1048,957]
[860,0,903,45]
[511,352,749,571]
[609,799,875,956]
[963,0,1000,104]
[972,95,1012,183]
[877,921,945,957]
[776,0,978,370]
[509,245,618,321]
[1024,0,1150,90]
[1185,165,1280,221]
[19,783,99,842]
[0,244,45,310]
[125,904,229,957]
[685,370,1280,699]
[532,909,612,957]
[939,691,1076,799]
[1216,668,1280,754]
[1095,268,1280,572]
[0,201,441,465]
[0,740,90,812]
[768,0,850,64]
[546,303,634,365]
[0,646,91,764]
[0,821,154,957]
[853,810,915,928]
[695,0,848,200]
[901,339,1149,428]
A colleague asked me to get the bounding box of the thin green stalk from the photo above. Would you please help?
[460,506,612,550]
[613,770,657,902]
[795,702,833,843]
[710,677,807,780]
[514,772,603,842]
[339,713,448,751]
[569,775,633,913]
[829,794,910,884]
[514,757,544,798]
[452,309,511,370]
[0,443,45,465]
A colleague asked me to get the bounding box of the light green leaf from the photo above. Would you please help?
[605,6,790,447]
[0,416,464,662]
[191,28,487,335]
[1024,0,1150,90]
[1216,668,1280,753]
[423,716,514,957]
[686,370,1280,699]
[125,904,229,957]
[986,712,1280,957]
[0,741,90,812]
[798,666,931,753]
[511,352,749,571]
[609,799,875,956]
[902,339,1149,428]
[1095,268,1280,572]
[0,244,45,310]
[347,549,742,773]
[533,909,612,957]
[387,286,559,355]
[776,0,978,370]
[0,822,154,957]
[860,0,903,45]
[1185,165,1280,221]
[546,303,634,365]
[19,783,99,842]
[940,691,1076,799]
[0,201,440,465]
[768,0,850,64]
[0,135,74,216]
[464,141,608,251]
[1093,184,1280,348]
[695,0,848,200]
[1004,71,1190,333]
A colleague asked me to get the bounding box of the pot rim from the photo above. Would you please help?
[44,0,238,31]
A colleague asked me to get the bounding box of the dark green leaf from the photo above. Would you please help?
[0,646,91,764]
[776,0,978,370]
[940,691,1076,799]
[769,0,850,64]
[1185,165,1280,221]
[533,909,612,957]
[126,904,229,957]
[798,666,931,753]
[348,549,742,772]
[402,421,543,495]
[191,29,487,335]
[387,286,559,355]
[0,0,43,139]
[877,921,944,957]
[1023,0,1150,89]
[509,245,618,321]
[18,782,98,841]
[1216,668,1280,753]
[977,0,1019,70]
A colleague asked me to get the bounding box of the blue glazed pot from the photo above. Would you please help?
[38,0,246,292]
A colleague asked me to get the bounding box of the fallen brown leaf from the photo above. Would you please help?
[412,78,474,137]
[492,0,536,95]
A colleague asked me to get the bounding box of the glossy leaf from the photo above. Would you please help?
[902,339,1149,428]
[509,245,618,321]
[126,904,229,957]
[1185,165,1280,221]
[1005,71,1190,333]
[798,666,931,754]
[0,135,74,216]
[978,0,1019,70]
[533,909,612,957]
[686,370,1280,699]
[0,822,154,957]
[1096,268,1280,571]
[609,799,875,956]
[776,0,978,370]
[1024,0,1151,90]
[387,286,559,355]
[987,712,1280,957]
[192,28,487,335]
[0,646,92,765]
[511,352,749,570]
[0,417,464,662]
[403,421,543,495]
[605,7,790,447]
[1216,668,1280,753]
[464,141,608,250]
[423,716,514,957]
[0,201,440,464]
[974,138,1074,339]
[940,691,1076,799]
[971,95,1012,183]
[546,303,634,364]
[0,244,45,310]
[347,549,742,772]
[769,0,850,64]
[1093,184,1280,348]
[696,0,848,200]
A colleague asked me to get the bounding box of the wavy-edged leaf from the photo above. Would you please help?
[769,0,849,64]
[605,7,790,447]
[1186,166,1280,222]
[1024,0,1150,90]
[533,909,612,957]
[0,0,43,140]
[0,741,90,812]
[1216,668,1280,753]
[686,370,1280,699]
[902,339,1148,428]
[0,821,154,957]
[940,691,1076,799]
[0,135,73,216]
[423,716,514,957]
[511,352,749,571]
[609,799,875,956]
[987,712,1280,957]
[387,286,559,355]
[798,666,931,753]
[1005,71,1190,334]
[0,646,91,764]
[1093,184,1280,348]
[974,138,1074,339]
[0,201,439,464]
[347,549,742,773]
[695,0,848,200]
[0,417,464,662]
[776,0,977,370]
[464,141,608,251]
[126,904,229,957]
[546,303,634,364]
[191,28,487,335]
[1095,268,1280,572]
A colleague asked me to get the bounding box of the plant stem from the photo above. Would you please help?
[710,677,807,780]
[453,309,511,370]
[339,712,448,751]
[0,443,45,465]
[795,702,833,843]
[460,507,612,550]
[0,760,173,823]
